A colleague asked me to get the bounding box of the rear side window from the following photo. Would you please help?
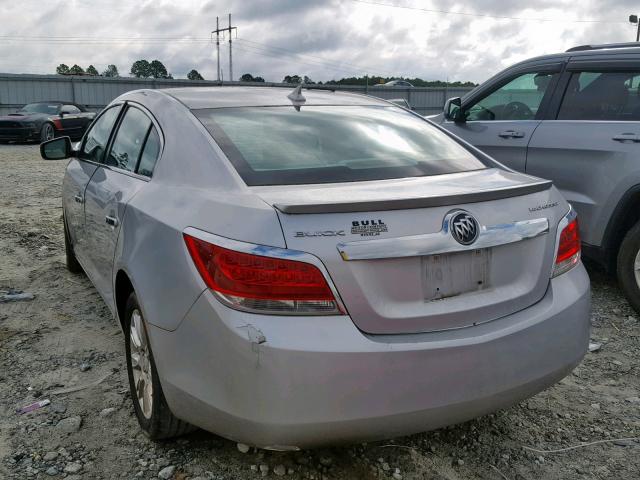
[558,71,640,121]
[194,105,486,186]
[79,106,120,163]
[105,107,152,172]
[137,127,160,177]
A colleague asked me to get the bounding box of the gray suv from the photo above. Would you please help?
[433,43,640,312]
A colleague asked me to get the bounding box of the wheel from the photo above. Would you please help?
[617,220,640,313]
[124,292,195,439]
[40,123,55,142]
[63,215,83,273]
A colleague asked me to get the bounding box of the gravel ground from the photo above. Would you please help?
[0,144,639,480]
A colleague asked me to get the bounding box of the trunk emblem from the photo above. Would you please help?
[449,211,479,245]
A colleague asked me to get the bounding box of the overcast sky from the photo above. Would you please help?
[0,0,636,83]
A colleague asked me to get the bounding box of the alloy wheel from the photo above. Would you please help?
[635,248,640,290]
[44,124,54,141]
[129,309,153,419]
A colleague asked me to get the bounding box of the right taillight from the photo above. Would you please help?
[184,233,344,315]
[552,211,581,278]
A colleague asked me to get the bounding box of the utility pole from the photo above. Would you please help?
[212,14,237,82]
[630,15,640,42]
[228,14,237,82]
[215,17,220,81]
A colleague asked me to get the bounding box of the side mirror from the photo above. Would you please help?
[444,97,464,122]
[40,136,73,160]
[60,109,72,117]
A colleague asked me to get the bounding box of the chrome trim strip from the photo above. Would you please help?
[337,214,549,261]
[274,181,552,214]
[182,227,347,315]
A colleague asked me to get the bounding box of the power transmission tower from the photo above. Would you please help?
[211,14,237,82]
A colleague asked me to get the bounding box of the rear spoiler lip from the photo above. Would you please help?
[274,180,553,214]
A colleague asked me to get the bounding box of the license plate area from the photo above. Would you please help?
[422,249,491,301]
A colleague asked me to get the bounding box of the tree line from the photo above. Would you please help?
[245,74,476,87]
[55,60,204,81]
[54,63,475,87]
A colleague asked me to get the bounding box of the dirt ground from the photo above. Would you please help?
[0,144,639,480]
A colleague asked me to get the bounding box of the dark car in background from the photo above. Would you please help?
[0,102,95,143]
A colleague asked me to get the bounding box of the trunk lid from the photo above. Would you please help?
[253,168,567,334]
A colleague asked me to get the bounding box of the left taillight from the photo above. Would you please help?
[552,211,581,278]
[183,233,343,315]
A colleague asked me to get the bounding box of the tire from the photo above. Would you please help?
[63,215,83,274]
[40,123,55,142]
[124,292,196,439]
[617,220,640,314]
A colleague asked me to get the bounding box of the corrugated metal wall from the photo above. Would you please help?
[0,73,474,116]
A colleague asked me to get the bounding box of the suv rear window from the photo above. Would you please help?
[194,105,486,186]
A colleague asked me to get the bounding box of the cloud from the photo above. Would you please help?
[0,0,634,83]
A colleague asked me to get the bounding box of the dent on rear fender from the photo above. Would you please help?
[113,204,206,332]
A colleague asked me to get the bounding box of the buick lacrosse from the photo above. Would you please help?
[40,86,590,449]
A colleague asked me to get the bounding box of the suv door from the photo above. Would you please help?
[83,104,161,310]
[63,105,122,266]
[526,61,640,248]
[441,66,561,171]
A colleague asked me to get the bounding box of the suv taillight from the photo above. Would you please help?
[552,212,581,278]
[184,233,343,315]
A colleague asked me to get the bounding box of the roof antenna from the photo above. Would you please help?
[287,79,306,110]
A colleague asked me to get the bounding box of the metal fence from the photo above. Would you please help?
[0,73,474,116]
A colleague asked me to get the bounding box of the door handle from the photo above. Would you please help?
[105,215,119,227]
[498,130,526,139]
[612,133,640,143]
[74,194,84,204]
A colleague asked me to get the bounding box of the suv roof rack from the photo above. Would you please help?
[567,42,640,52]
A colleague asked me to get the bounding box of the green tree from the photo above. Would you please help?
[86,65,99,76]
[56,64,70,75]
[240,73,255,82]
[254,76,265,82]
[130,59,152,78]
[149,59,170,79]
[69,64,85,75]
[283,74,301,84]
[187,69,204,80]
[102,64,119,77]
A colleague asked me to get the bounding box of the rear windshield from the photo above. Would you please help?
[194,105,486,186]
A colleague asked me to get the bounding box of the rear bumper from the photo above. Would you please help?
[148,263,590,448]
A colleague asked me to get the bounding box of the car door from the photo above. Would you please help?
[526,60,640,247]
[63,104,122,266]
[83,104,159,309]
[442,66,561,171]
[59,104,85,138]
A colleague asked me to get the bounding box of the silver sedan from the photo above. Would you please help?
[40,86,590,449]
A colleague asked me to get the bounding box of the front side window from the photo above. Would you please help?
[194,105,486,186]
[557,71,640,121]
[465,72,556,121]
[105,107,152,172]
[79,106,121,163]
[62,105,81,114]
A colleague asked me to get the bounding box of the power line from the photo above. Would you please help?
[349,0,629,24]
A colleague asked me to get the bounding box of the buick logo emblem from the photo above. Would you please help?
[449,211,479,245]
